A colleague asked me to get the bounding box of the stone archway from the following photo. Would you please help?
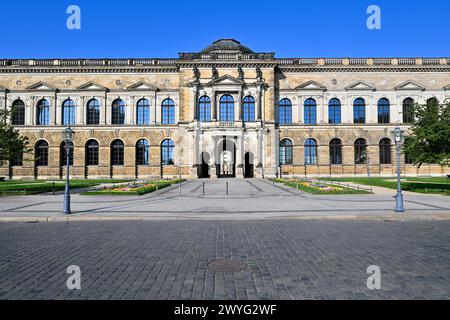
[216,139,236,178]
[244,152,254,178]
[198,152,210,179]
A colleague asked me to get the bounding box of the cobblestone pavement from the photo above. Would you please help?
[0,179,449,219]
[0,220,449,300]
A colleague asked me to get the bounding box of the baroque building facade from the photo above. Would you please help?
[0,39,449,180]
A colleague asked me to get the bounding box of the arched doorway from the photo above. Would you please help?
[216,139,236,178]
[198,152,210,178]
[244,152,254,178]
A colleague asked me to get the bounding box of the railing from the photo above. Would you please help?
[325,58,343,65]
[398,58,416,65]
[349,58,367,65]
[373,58,392,65]
[422,58,441,65]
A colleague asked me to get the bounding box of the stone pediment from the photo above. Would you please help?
[126,80,158,91]
[345,81,376,91]
[443,84,450,90]
[295,80,327,91]
[208,75,244,86]
[26,81,57,92]
[77,81,108,91]
[394,80,425,91]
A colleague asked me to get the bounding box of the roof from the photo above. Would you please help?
[199,39,255,54]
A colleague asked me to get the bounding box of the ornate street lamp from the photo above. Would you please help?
[63,126,74,214]
[392,126,405,213]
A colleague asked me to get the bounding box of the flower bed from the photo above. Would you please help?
[273,179,371,194]
[81,179,184,196]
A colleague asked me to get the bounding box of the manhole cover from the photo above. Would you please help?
[207,259,248,272]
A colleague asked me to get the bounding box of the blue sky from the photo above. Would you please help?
[1,0,449,58]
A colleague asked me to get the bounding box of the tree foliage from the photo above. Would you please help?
[0,108,30,167]
[403,98,450,167]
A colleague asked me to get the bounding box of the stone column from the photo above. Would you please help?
[237,90,243,121]
[129,97,135,125]
[191,86,198,120]
[102,95,108,125]
[79,97,85,125]
[256,86,262,121]
[211,90,217,121]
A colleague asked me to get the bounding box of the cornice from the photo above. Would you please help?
[0,67,179,74]
[278,66,450,73]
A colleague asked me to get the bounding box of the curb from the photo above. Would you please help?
[1,213,450,223]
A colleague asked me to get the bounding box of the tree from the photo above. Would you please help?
[403,98,450,167]
[0,108,30,167]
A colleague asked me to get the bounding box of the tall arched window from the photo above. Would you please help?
[199,96,211,122]
[328,98,341,124]
[377,98,390,124]
[136,139,150,165]
[279,98,292,124]
[11,99,25,125]
[86,99,100,125]
[35,140,49,167]
[112,99,125,125]
[60,141,74,166]
[329,138,342,165]
[379,138,392,164]
[136,99,150,125]
[304,98,317,124]
[304,138,317,165]
[279,139,293,165]
[403,98,415,124]
[219,94,234,122]
[36,99,50,125]
[62,99,76,126]
[353,98,366,124]
[111,140,124,165]
[242,96,255,122]
[161,139,175,165]
[86,140,99,166]
[354,138,367,164]
[161,99,175,124]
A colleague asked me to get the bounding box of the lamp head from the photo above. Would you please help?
[64,126,73,141]
[392,126,404,144]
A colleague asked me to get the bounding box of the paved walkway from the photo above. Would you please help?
[0,220,449,299]
[0,179,449,221]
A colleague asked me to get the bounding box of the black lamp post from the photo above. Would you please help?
[392,126,405,213]
[63,126,73,215]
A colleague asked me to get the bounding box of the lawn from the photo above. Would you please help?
[0,179,133,196]
[273,178,372,195]
[81,179,184,196]
[322,177,450,195]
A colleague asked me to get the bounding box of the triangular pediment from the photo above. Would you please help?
[394,80,425,91]
[443,84,450,90]
[295,80,327,91]
[26,81,57,91]
[208,75,244,86]
[345,81,376,91]
[126,80,158,91]
[77,81,108,91]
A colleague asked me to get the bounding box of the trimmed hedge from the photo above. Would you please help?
[81,179,184,196]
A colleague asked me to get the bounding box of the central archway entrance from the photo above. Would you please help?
[216,139,236,178]
[197,152,210,178]
[244,152,254,178]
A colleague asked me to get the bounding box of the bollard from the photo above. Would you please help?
[179,180,182,196]
[202,182,205,196]
[156,184,159,197]
[250,182,252,197]
[273,181,275,194]
[226,181,229,196]
[52,181,55,195]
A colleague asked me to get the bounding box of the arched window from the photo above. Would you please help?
[60,141,74,166]
[62,99,76,126]
[199,96,211,122]
[36,99,50,125]
[219,94,234,122]
[329,138,342,165]
[161,99,175,124]
[242,96,255,122]
[328,98,341,124]
[111,140,124,165]
[86,140,99,166]
[136,139,150,165]
[35,140,49,167]
[379,138,392,164]
[279,139,293,165]
[304,98,317,124]
[304,138,318,165]
[136,99,150,125]
[112,99,125,125]
[161,139,175,165]
[353,98,366,124]
[11,99,25,125]
[403,98,415,124]
[86,99,100,125]
[354,138,367,164]
[377,98,390,124]
[279,98,292,124]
